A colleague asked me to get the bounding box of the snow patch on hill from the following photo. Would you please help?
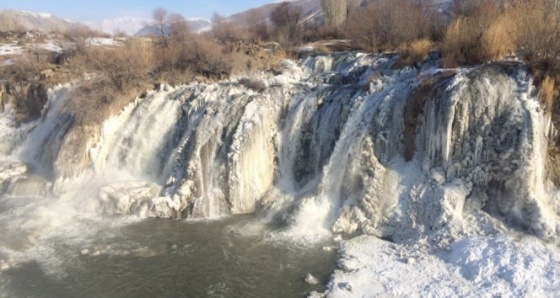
[95,16,151,36]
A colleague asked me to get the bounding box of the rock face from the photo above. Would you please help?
[9,52,559,241]
[0,82,49,123]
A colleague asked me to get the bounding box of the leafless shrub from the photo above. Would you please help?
[63,25,95,56]
[344,0,426,52]
[441,0,512,68]
[113,30,129,38]
[212,13,249,43]
[85,39,154,90]
[178,36,233,79]
[245,8,270,41]
[270,2,303,48]
[322,0,348,27]
[539,76,556,113]
[399,38,434,66]
[67,78,139,126]
[514,0,560,75]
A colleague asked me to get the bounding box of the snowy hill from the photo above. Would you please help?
[0,10,81,32]
[228,0,453,27]
[228,0,323,26]
[95,16,151,36]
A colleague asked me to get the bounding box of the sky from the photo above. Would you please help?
[0,0,278,21]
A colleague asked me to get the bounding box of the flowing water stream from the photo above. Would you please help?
[0,212,335,297]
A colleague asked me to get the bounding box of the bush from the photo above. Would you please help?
[539,76,555,113]
[67,78,139,126]
[85,39,154,90]
[270,2,302,48]
[514,0,560,75]
[212,13,250,43]
[441,6,515,68]
[179,36,233,79]
[399,38,434,66]
[344,0,427,52]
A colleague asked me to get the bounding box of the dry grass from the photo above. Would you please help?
[66,39,155,126]
[343,0,439,52]
[67,79,143,126]
[480,14,517,60]
[539,76,555,113]
[441,13,515,68]
[399,38,434,66]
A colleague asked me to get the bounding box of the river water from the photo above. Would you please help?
[0,206,336,297]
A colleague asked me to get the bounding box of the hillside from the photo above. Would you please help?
[96,16,151,36]
[229,0,323,26]
[0,10,80,32]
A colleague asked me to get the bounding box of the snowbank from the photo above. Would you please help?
[322,234,560,297]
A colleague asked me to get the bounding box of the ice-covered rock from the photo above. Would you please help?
[98,181,161,216]
[0,161,27,193]
[305,273,319,285]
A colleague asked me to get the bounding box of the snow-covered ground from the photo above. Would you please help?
[0,44,23,56]
[37,40,63,53]
[320,233,560,297]
[0,37,122,63]
[85,37,123,47]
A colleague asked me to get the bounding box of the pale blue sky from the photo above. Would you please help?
[0,0,277,21]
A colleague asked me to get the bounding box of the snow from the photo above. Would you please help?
[0,44,23,56]
[86,38,123,47]
[322,234,560,297]
[38,40,63,53]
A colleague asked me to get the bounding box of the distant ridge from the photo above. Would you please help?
[134,18,212,37]
[0,10,81,32]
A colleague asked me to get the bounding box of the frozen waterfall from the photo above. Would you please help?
[1,52,558,241]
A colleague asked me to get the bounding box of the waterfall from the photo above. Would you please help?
[1,52,558,241]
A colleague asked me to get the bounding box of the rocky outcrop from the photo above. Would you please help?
[0,81,49,123]
[23,83,49,122]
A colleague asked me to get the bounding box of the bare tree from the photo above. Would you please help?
[152,8,169,48]
[270,2,302,47]
[246,8,269,41]
[344,0,425,52]
[322,0,348,27]
[63,25,95,56]
[211,13,230,42]
[151,8,192,72]
[347,0,361,16]
[168,13,190,44]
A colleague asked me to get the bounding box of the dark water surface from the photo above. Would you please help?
[0,215,336,297]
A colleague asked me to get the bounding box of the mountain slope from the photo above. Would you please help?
[96,16,151,36]
[228,0,323,26]
[0,10,79,32]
